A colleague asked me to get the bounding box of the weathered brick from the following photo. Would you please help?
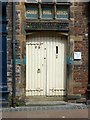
[73,87,86,94]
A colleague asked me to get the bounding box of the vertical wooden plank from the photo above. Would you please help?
[31,37,34,96]
[58,36,61,95]
[29,44,31,96]
[64,36,67,96]
[34,35,36,95]
[54,36,56,96]
[26,44,28,96]
[56,38,58,95]
[46,35,49,96]
[43,35,46,96]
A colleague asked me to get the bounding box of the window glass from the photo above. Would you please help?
[26,0,38,3]
[56,6,68,19]
[26,5,38,19]
[41,6,54,19]
[16,2,20,5]
[41,0,55,2]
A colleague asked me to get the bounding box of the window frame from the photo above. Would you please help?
[41,4,54,20]
[56,5,69,20]
[26,4,39,19]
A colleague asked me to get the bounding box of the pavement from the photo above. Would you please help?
[1,109,89,118]
[0,101,89,118]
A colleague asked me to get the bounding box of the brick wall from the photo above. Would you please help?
[70,2,88,97]
[7,2,26,102]
[15,3,26,98]
[7,2,13,95]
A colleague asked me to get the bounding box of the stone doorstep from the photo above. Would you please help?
[26,96,65,102]
[76,98,86,103]
[25,95,86,105]
[86,100,90,105]
[67,94,81,100]
[67,94,86,103]
[68,99,86,103]
[26,101,67,106]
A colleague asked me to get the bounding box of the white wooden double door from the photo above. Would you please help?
[26,33,67,96]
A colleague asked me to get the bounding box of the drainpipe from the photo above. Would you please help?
[12,2,16,107]
[0,2,9,107]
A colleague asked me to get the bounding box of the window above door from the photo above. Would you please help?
[25,3,70,20]
[26,5,38,19]
[41,5,54,19]
[56,6,69,19]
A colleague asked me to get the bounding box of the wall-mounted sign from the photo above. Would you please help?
[74,52,81,60]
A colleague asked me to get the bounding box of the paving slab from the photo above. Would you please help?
[1,109,88,118]
[0,102,89,118]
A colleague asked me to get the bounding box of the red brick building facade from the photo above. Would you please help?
[6,2,88,104]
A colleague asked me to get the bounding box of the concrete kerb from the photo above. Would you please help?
[0,102,87,113]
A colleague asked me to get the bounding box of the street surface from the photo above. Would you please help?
[0,103,89,118]
[1,109,88,118]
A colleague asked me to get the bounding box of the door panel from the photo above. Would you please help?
[46,36,66,96]
[26,36,46,96]
[26,33,66,96]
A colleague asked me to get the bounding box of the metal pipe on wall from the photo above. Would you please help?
[0,2,9,107]
[12,2,16,107]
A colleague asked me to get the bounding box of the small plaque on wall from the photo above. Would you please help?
[74,52,81,60]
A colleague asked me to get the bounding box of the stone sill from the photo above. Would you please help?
[74,61,82,65]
